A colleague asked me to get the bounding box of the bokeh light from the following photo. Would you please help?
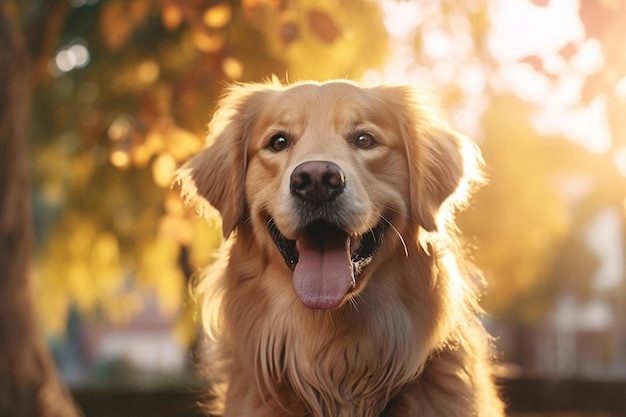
[10,0,626,398]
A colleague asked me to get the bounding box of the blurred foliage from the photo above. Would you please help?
[467,0,626,322]
[12,0,626,338]
[461,95,571,319]
[17,0,388,336]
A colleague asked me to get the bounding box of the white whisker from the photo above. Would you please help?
[381,215,409,257]
[352,290,372,311]
[348,296,360,313]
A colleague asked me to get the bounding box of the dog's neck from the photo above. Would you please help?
[219,228,457,416]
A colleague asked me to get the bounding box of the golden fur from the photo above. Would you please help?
[176,80,505,417]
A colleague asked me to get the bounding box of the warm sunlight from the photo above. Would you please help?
[5,1,626,415]
[368,0,616,155]
[365,0,626,382]
[490,0,613,153]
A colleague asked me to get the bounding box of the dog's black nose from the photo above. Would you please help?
[290,161,345,203]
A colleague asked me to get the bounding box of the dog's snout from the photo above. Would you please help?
[290,161,345,203]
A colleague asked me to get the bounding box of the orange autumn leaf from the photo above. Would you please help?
[308,9,341,44]
[519,55,544,72]
[161,2,183,31]
[99,0,150,50]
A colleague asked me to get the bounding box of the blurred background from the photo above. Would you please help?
[3,0,626,415]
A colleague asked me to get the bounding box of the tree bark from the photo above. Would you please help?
[0,4,83,417]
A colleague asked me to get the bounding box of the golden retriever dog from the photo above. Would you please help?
[176,80,505,417]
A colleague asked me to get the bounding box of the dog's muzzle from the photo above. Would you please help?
[267,160,386,310]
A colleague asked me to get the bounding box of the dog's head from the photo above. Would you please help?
[177,80,482,309]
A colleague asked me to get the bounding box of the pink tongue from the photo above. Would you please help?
[293,228,354,309]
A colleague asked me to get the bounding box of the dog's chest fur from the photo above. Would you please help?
[221,248,436,417]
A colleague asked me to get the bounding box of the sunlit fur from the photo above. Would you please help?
[176,80,504,417]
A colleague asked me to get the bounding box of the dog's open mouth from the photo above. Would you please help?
[268,219,386,309]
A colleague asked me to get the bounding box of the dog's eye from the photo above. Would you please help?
[354,133,377,150]
[268,134,290,152]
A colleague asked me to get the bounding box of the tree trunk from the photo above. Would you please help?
[0,5,83,417]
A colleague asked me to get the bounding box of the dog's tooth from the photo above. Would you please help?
[349,235,362,258]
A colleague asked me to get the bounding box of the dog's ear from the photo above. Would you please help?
[390,88,484,232]
[410,126,465,231]
[175,84,270,238]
